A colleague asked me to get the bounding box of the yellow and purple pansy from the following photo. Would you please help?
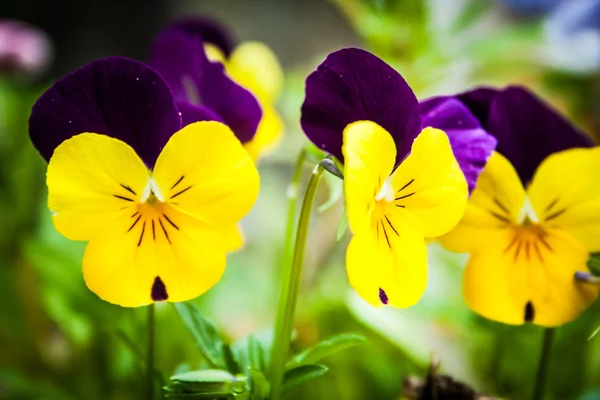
[300,48,496,308]
[28,57,260,307]
[439,86,600,326]
[150,18,284,161]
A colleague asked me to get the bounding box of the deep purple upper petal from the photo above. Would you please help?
[150,29,261,143]
[300,48,421,164]
[455,87,500,125]
[177,100,224,127]
[485,86,594,185]
[28,56,181,167]
[168,17,235,57]
[420,96,497,194]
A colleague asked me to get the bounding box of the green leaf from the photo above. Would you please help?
[587,254,600,275]
[174,303,225,369]
[336,207,349,241]
[318,172,343,212]
[248,368,269,400]
[166,370,249,396]
[222,343,242,375]
[287,333,367,369]
[281,364,328,396]
[171,369,235,384]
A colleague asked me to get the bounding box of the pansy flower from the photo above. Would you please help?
[300,48,496,307]
[439,86,600,326]
[150,18,284,161]
[29,57,259,307]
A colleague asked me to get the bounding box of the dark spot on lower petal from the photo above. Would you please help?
[379,288,389,305]
[151,276,168,301]
[524,301,535,323]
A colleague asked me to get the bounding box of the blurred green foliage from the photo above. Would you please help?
[2,0,600,399]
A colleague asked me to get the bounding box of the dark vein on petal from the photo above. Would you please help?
[545,208,566,222]
[539,235,553,253]
[533,241,543,262]
[380,220,391,248]
[159,219,171,244]
[128,215,142,232]
[171,176,184,190]
[120,184,137,196]
[525,241,530,261]
[171,185,192,199]
[131,211,139,218]
[493,197,510,215]
[152,219,156,240]
[545,198,559,212]
[489,210,511,224]
[395,204,406,208]
[137,221,146,246]
[114,194,134,202]
[384,215,399,236]
[504,236,518,254]
[395,192,415,201]
[163,213,179,230]
[397,179,414,193]
[514,240,522,262]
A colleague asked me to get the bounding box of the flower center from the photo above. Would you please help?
[504,223,552,264]
[375,178,395,203]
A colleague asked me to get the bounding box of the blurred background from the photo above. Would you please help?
[2,0,600,399]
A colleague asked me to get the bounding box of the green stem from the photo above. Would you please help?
[146,303,156,400]
[269,162,325,400]
[532,328,555,400]
[283,149,307,271]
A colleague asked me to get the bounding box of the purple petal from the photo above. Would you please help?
[150,29,261,143]
[166,17,235,56]
[301,48,421,164]
[177,100,224,127]
[486,86,593,185]
[420,97,497,194]
[28,56,181,167]
[455,87,500,125]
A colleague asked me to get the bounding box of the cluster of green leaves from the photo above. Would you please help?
[165,303,366,399]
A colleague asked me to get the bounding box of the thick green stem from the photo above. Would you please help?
[532,328,555,400]
[269,162,324,400]
[146,303,156,400]
[283,149,307,271]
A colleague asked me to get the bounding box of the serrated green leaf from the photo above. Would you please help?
[281,364,328,396]
[286,333,367,369]
[174,303,225,369]
[248,368,269,400]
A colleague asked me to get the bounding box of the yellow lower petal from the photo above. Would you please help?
[440,151,526,253]
[152,121,260,227]
[463,226,597,327]
[83,204,228,307]
[47,133,150,241]
[244,103,283,161]
[390,127,468,238]
[346,212,427,308]
[528,147,600,252]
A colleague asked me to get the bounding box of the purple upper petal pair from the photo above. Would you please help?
[438,86,594,185]
[149,21,261,144]
[300,48,496,193]
[29,57,182,168]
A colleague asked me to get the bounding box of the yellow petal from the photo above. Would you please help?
[346,211,427,308]
[204,43,227,64]
[220,224,245,252]
[440,151,525,253]
[228,41,283,103]
[390,127,468,238]
[342,121,396,234]
[528,147,600,252]
[47,133,150,241]
[463,227,597,327]
[152,121,260,227]
[83,205,227,307]
[243,103,283,161]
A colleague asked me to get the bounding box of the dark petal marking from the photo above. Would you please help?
[152,219,156,240]
[533,242,544,262]
[395,204,406,208]
[493,197,510,215]
[384,215,399,236]
[380,220,391,248]
[120,184,137,196]
[489,210,511,224]
[545,198,559,212]
[539,235,553,252]
[114,194,134,202]
[545,208,567,222]
[138,221,146,246]
[171,185,192,199]
[397,179,414,193]
[525,241,530,261]
[524,301,535,323]
[395,192,415,201]
[514,240,522,262]
[128,214,142,232]
[171,175,184,190]
[379,288,389,305]
[163,214,180,230]
[159,219,171,244]
[504,236,519,254]
[131,211,139,218]
[151,276,168,301]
